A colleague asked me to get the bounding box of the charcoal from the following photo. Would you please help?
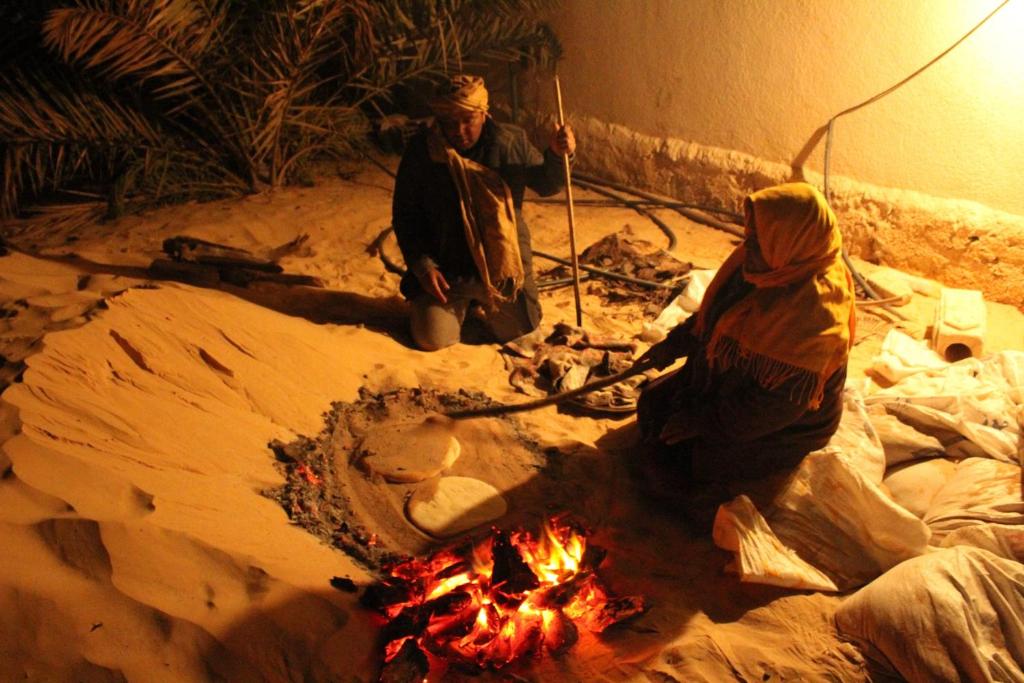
[544,610,579,656]
[490,530,539,595]
[533,571,591,610]
[581,544,608,571]
[424,590,473,619]
[329,576,357,592]
[381,609,427,642]
[379,638,429,683]
[361,581,413,611]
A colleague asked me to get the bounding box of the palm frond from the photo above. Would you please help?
[42,0,226,102]
[4,0,563,220]
[348,0,561,109]
[241,0,374,183]
[0,68,168,216]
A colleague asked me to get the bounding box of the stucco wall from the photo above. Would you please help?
[540,0,1022,215]
[508,0,1024,307]
[544,115,1024,309]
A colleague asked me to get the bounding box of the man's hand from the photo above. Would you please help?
[417,266,450,304]
[549,122,576,157]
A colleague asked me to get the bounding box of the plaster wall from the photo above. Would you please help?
[546,114,1024,309]
[542,0,1023,216]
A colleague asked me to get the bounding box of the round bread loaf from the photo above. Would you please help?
[406,476,508,537]
[360,417,460,483]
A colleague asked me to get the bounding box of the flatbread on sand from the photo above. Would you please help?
[360,416,461,483]
[406,476,508,537]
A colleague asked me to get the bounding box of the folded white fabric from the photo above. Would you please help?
[870,328,947,384]
[639,268,717,343]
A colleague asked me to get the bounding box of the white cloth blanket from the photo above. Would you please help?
[639,268,717,343]
[714,336,1024,592]
[712,389,931,592]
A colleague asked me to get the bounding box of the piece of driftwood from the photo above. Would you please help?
[162,233,311,271]
[148,258,322,287]
[163,235,281,272]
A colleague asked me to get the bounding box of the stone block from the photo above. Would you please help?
[931,287,986,360]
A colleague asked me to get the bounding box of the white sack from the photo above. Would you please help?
[865,405,946,466]
[940,523,1024,561]
[923,457,1024,542]
[835,546,1024,683]
[882,457,958,518]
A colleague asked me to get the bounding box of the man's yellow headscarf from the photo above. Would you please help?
[695,182,855,409]
[429,74,489,116]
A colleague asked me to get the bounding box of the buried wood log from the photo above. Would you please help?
[162,233,310,270]
[148,257,322,287]
[444,357,656,420]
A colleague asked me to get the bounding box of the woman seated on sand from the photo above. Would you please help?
[636,182,855,518]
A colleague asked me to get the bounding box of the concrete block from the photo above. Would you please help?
[932,287,986,360]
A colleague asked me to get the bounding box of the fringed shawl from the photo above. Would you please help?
[695,183,855,409]
[427,124,524,306]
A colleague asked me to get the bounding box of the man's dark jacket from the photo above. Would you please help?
[392,119,566,329]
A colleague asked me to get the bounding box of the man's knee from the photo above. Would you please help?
[412,329,458,352]
[410,295,463,351]
[410,314,461,351]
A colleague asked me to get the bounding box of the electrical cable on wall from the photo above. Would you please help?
[823,0,1013,200]
[820,0,1013,306]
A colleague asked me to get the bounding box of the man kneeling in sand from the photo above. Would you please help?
[392,74,575,351]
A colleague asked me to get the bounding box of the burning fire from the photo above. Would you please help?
[363,515,644,680]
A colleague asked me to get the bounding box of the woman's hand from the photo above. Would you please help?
[637,340,680,370]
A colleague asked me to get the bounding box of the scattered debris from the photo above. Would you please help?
[541,228,692,313]
[502,323,652,414]
[330,576,358,593]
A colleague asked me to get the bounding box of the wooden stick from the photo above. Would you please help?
[554,75,583,327]
[444,358,655,419]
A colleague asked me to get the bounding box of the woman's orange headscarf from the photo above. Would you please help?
[695,182,855,408]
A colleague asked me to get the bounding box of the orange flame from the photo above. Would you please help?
[374,515,642,674]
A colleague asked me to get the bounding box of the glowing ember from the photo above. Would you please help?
[363,515,645,680]
[294,463,322,486]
